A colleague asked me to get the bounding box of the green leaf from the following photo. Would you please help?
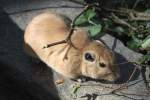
[87,8,96,22]
[127,40,141,50]
[71,83,80,95]
[146,23,150,29]
[75,8,96,26]
[85,8,96,19]
[104,19,113,26]
[78,0,84,3]
[131,33,143,43]
[145,9,150,14]
[75,15,88,26]
[138,52,150,64]
[141,35,150,49]
[88,24,102,37]
[115,26,125,33]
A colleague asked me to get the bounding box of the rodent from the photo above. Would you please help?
[24,12,119,81]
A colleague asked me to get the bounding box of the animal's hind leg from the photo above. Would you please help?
[23,43,38,58]
[23,43,42,64]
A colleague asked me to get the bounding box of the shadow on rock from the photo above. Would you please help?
[0,7,60,100]
[114,52,140,84]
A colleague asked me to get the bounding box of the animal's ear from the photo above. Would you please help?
[71,28,90,50]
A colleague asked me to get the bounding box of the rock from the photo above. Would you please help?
[0,0,149,100]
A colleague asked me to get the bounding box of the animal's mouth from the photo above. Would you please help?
[100,72,120,83]
[82,74,119,84]
[90,78,116,84]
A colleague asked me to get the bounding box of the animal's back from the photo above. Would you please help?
[24,12,84,78]
[24,12,119,81]
[24,12,70,60]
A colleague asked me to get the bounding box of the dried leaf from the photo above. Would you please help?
[55,79,64,85]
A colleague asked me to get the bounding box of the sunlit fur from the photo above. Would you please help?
[24,12,119,81]
[81,41,119,81]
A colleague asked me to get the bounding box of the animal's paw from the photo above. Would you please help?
[77,77,87,83]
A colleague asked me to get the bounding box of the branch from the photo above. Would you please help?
[120,91,150,96]
[43,5,90,49]
[114,61,149,69]
[112,92,144,100]
[132,0,140,9]
[141,65,150,89]
[102,7,150,21]
[111,13,136,31]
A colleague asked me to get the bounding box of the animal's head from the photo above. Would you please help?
[81,40,119,82]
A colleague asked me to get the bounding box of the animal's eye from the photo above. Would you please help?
[84,52,95,62]
[99,62,106,68]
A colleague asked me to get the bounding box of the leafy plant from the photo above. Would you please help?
[139,52,150,64]
[141,35,150,49]
[75,2,150,64]
[70,83,81,98]
[75,8,103,37]
[88,24,102,37]
[75,8,96,26]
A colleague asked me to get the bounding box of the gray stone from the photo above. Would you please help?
[0,0,149,100]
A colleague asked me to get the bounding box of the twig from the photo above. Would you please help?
[128,11,150,21]
[110,60,149,93]
[110,65,138,93]
[43,40,66,49]
[111,13,136,31]
[125,79,143,88]
[43,5,93,60]
[102,7,126,14]
[127,66,138,83]
[112,92,144,100]
[132,0,140,9]
[119,8,150,21]
[80,83,115,89]
[102,7,150,21]
[109,64,150,99]
[113,61,149,68]
[120,91,150,96]
[141,65,150,89]
[43,5,90,49]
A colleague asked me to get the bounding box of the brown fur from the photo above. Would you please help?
[24,12,119,81]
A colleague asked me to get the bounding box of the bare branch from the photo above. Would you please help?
[111,13,136,31]
[43,5,90,49]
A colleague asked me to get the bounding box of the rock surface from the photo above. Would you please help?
[0,0,149,100]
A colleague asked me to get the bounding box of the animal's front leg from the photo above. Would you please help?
[71,76,87,83]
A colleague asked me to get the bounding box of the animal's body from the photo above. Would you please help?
[24,12,119,81]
